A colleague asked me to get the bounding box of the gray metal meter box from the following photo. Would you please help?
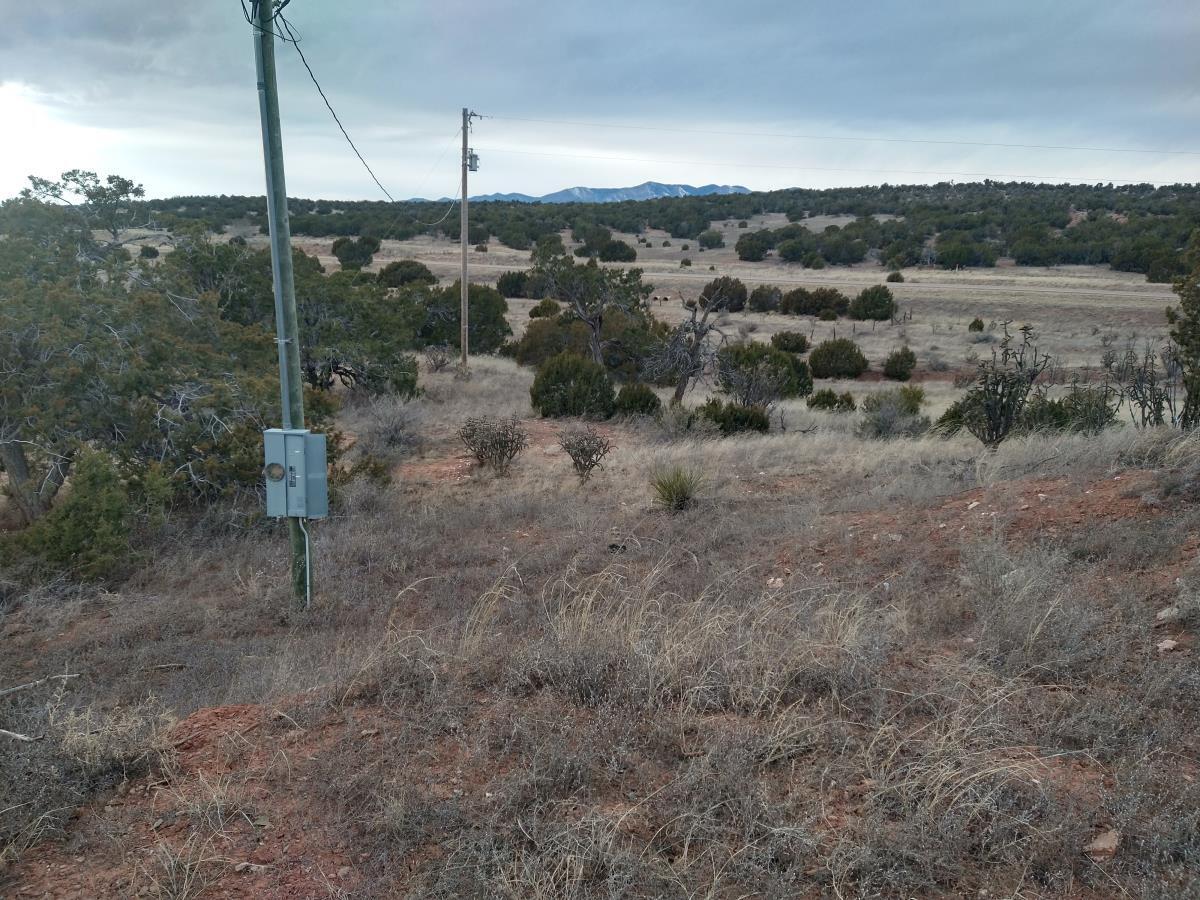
[263,428,328,519]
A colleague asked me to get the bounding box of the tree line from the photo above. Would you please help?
[142,180,1200,281]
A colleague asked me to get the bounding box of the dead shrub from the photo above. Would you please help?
[46,689,175,777]
[557,427,614,482]
[458,416,529,474]
[359,396,425,459]
[423,344,453,373]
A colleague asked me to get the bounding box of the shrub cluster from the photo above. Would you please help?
[698,276,748,312]
[528,298,560,319]
[598,239,637,262]
[422,344,452,373]
[809,338,868,379]
[883,345,917,381]
[331,235,380,270]
[1,450,138,582]
[614,382,662,416]
[859,386,930,439]
[699,398,770,434]
[748,285,782,312]
[717,342,812,405]
[458,417,529,473]
[497,270,528,298]
[848,284,896,321]
[377,259,435,288]
[770,331,810,354]
[1019,385,1118,434]
[530,352,616,418]
[807,389,856,412]
[557,427,614,482]
[779,286,849,318]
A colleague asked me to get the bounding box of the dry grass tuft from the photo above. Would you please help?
[137,834,229,900]
[45,689,175,776]
[502,563,892,714]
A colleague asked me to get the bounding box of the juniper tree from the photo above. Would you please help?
[529,240,652,366]
[1166,231,1200,427]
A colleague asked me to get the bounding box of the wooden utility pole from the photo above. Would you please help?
[252,0,310,603]
[459,109,482,373]
[460,107,470,372]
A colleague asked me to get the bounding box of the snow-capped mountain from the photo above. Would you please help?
[461,181,751,204]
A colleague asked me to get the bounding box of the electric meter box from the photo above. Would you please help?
[263,428,328,519]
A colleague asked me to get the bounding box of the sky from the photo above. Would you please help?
[1,0,1199,201]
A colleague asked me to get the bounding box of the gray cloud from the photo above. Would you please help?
[1,0,1198,199]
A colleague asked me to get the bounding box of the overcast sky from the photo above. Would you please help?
[2,0,1199,201]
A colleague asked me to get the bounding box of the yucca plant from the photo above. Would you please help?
[650,465,704,512]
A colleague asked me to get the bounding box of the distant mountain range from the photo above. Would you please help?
[415,181,751,204]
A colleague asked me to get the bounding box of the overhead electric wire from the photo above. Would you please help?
[487,114,1200,158]
[414,186,462,226]
[275,15,397,202]
[473,146,1183,187]
[409,127,461,200]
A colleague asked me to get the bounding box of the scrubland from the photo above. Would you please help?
[4,355,1200,898]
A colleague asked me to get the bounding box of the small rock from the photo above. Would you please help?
[1157,638,1179,653]
[967,500,981,510]
[1084,828,1121,860]
[1156,606,1180,624]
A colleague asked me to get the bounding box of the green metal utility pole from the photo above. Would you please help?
[460,107,470,372]
[252,0,310,603]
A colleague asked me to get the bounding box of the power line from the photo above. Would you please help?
[409,127,462,200]
[415,186,461,226]
[275,14,397,202]
[473,146,1185,187]
[487,114,1200,158]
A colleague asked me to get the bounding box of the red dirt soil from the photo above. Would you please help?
[5,465,1193,897]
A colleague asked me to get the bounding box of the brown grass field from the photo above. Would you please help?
[2,225,1199,898]
[258,220,1177,376]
